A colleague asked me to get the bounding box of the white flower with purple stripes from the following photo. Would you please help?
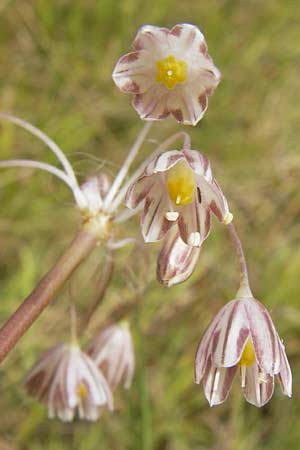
[195,296,292,407]
[126,147,232,247]
[112,23,221,125]
[157,227,201,287]
[86,322,135,390]
[24,343,113,422]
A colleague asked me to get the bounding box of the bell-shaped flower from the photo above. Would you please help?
[126,148,232,247]
[24,343,113,422]
[195,296,292,407]
[157,227,200,287]
[86,323,135,389]
[112,23,221,125]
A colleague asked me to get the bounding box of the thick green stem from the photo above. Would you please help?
[0,222,100,364]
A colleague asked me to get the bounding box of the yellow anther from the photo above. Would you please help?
[77,382,88,399]
[156,55,187,90]
[166,160,195,206]
[238,339,256,367]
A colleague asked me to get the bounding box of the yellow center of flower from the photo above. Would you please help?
[238,339,256,367]
[166,160,196,206]
[156,55,187,90]
[77,382,87,399]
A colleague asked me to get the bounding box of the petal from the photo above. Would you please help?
[211,300,250,367]
[157,228,200,287]
[169,23,207,54]
[244,299,281,375]
[167,91,201,126]
[277,339,292,397]
[140,180,173,242]
[183,149,213,180]
[202,357,237,406]
[195,305,230,383]
[242,364,274,407]
[149,150,184,174]
[112,50,155,94]
[133,25,170,55]
[125,175,155,209]
[197,177,232,224]
[178,200,211,246]
[133,85,170,120]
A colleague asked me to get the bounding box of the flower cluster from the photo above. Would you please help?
[0,20,292,425]
[24,324,135,422]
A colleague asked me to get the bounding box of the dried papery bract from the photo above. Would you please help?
[126,148,232,247]
[194,296,292,407]
[113,23,221,125]
[86,323,135,389]
[24,343,113,422]
[157,228,201,287]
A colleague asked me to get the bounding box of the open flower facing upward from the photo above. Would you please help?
[86,323,135,389]
[112,23,221,125]
[195,296,292,407]
[24,343,113,422]
[126,148,232,247]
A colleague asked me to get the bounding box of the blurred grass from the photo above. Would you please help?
[1,0,300,449]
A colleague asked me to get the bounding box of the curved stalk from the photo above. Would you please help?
[227,222,253,298]
[0,159,88,210]
[103,122,153,210]
[0,112,78,184]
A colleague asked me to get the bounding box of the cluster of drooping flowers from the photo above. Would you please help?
[0,21,292,424]
[24,323,134,421]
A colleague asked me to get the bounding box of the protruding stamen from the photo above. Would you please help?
[166,159,196,206]
[165,211,179,221]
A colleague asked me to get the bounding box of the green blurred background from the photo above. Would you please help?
[1,0,300,449]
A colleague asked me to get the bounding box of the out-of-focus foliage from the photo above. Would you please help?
[0,0,300,449]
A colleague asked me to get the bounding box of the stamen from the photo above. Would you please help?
[156,55,187,90]
[166,159,196,206]
[240,365,246,388]
[165,211,179,221]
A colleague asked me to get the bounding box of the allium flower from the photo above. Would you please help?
[126,148,232,247]
[86,323,135,389]
[112,23,221,125]
[157,227,200,287]
[24,343,113,422]
[195,296,292,407]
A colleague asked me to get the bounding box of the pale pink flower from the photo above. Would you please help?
[157,227,200,287]
[86,323,135,389]
[195,297,292,407]
[112,23,221,125]
[24,343,113,422]
[126,148,232,247]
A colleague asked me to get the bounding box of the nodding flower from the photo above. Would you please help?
[24,343,113,422]
[157,227,201,287]
[194,295,292,407]
[86,322,135,390]
[112,23,221,125]
[126,147,232,248]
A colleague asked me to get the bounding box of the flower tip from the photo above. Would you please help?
[223,212,233,225]
[187,232,201,247]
